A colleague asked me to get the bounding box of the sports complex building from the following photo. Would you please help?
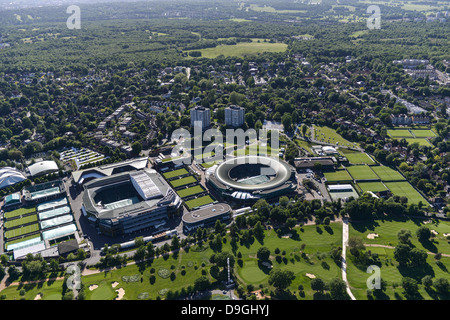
[81,169,182,237]
[206,155,297,203]
[182,203,232,232]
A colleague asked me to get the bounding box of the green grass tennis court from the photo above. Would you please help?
[176,185,205,198]
[4,214,38,229]
[384,181,429,206]
[371,165,405,181]
[410,129,436,138]
[169,176,197,188]
[403,138,433,147]
[357,181,388,193]
[346,165,379,181]
[323,170,353,182]
[4,207,36,219]
[387,129,413,138]
[340,150,375,165]
[4,223,39,239]
[185,195,215,210]
[162,168,189,179]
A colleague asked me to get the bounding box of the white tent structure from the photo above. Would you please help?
[0,167,26,189]
[27,160,59,177]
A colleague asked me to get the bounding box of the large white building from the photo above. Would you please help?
[0,167,26,189]
[225,105,245,127]
[190,106,211,129]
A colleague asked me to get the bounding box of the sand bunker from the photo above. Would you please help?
[282,233,292,238]
[431,230,438,235]
[423,220,432,224]
[34,294,42,300]
[443,233,450,237]
[306,273,316,279]
[112,282,119,288]
[89,285,98,291]
[115,288,125,300]
[367,233,379,239]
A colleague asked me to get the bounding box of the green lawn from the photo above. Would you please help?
[384,181,430,206]
[403,138,433,147]
[346,165,379,181]
[163,168,188,179]
[4,207,36,220]
[313,125,357,148]
[294,139,314,154]
[323,170,353,182]
[169,176,197,188]
[185,195,215,210]
[0,278,65,300]
[371,166,406,182]
[186,38,287,59]
[4,214,38,229]
[340,150,375,165]
[176,185,205,198]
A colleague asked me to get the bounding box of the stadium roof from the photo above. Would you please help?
[27,161,59,177]
[72,157,149,184]
[182,203,231,224]
[0,167,26,189]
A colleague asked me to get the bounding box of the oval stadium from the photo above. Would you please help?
[206,155,297,202]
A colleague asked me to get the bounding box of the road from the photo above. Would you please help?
[341,218,356,300]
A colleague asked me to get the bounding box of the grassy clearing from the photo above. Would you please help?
[313,125,356,148]
[186,39,287,59]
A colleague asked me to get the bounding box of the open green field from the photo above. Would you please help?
[4,214,38,229]
[162,168,188,179]
[387,129,414,138]
[176,185,205,198]
[185,195,215,210]
[313,125,357,148]
[384,181,429,206]
[0,277,65,300]
[169,176,197,188]
[4,207,36,219]
[346,165,379,181]
[371,165,406,182]
[357,181,388,193]
[323,170,353,182]
[411,129,437,138]
[340,150,375,165]
[4,223,39,239]
[186,39,287,59]
[294,139,314,154]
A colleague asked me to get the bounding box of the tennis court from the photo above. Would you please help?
[176,185,205,198]
[346,165,379,181]
[410,129,436,138]
[4,214,38,229]
[371,166,405,181]
[357,182,388,193]
[170,176,197,188]
[387,129,413,138]
[384,181,429,206]
[323,170,353,182]
[163,168,189,179]
[5,223,39,239]
[4,207,36,220]
[185,195,215,210]
[340,150,375,165]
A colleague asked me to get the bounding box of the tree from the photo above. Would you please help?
[401,277,418,296]
[329,278,350,300]
[348,237,365,257]
[397,229,412,244]
[416,226,431,242]
[422,275,433,289]
[394,243,412,267]
[194,276,210,291]
[268,269,295,292]
[170,236,180,251]
[433,278,449,295]
[253,221,265,240]
[286,217,297,230]
[131,141,142,156]
[310,278,326,293]
[256,247,271,262]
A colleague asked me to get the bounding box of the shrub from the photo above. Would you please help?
[158,268,170,279]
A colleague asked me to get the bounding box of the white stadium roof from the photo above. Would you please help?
[27,160,59,177]
[0,167,26,189]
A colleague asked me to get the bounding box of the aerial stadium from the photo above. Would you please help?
[81,168,182,237]
[206,155,297,202]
